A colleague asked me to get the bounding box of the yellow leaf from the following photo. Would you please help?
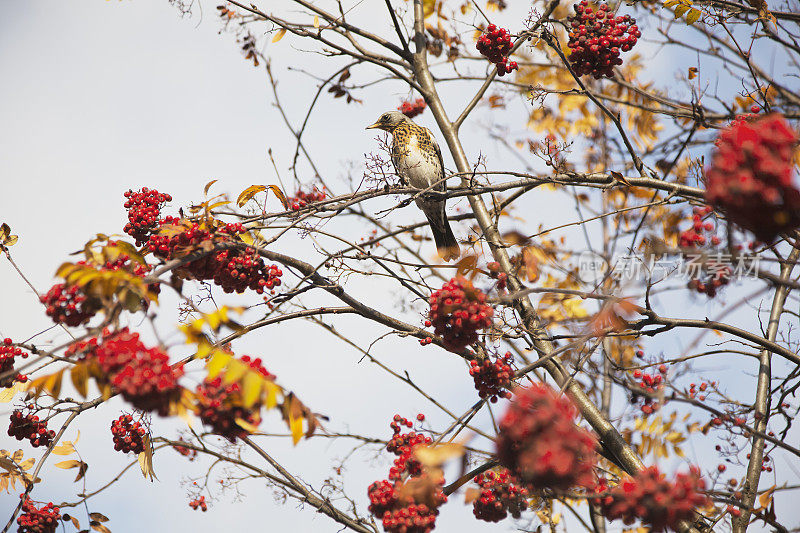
[235,417,261,434]
[237,185,267,207]
[289,415,303,445]
[18,458,34,471]
[313,15,319,28]
[272,28,287,42]
[423,0,435,17]
[54,460,82,469]
[0,382,24,403]
[759,485,776,509]
[51,442,76,456]
[222,359,248,385]
[264,381,279,409]
[685,8,701,23]
[44,370,64,399]
[206,351,232,379]
[70,363,89,398]
[207,200,230,211]
[204,179,218,195]
[242,371,263,408]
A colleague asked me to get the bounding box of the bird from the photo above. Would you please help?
[366,111,460,262]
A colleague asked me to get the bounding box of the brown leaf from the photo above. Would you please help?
[204,180,218,196]
[501,230,530,246]
[89,512,109,523]
[521,247,540,282]
[90,522,111,533]
[74,461,89,482]
[610,171,632,187]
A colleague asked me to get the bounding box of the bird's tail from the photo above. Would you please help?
[425,209,460,262]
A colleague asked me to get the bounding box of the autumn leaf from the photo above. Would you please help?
[272,28,287,43]
[237,185,267,207]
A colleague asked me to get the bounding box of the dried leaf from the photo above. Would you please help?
[204,180,218,196]
[55,460,82,469]
[89,513,109,523]
[237,185,267,207]
[90,522,111,533]
[414,443,464,468]
[138,435,156,481]
[74,461,89,482]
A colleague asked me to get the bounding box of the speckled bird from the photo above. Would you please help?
[366,111,460,261]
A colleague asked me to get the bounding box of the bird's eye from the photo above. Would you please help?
[380,114,389,122]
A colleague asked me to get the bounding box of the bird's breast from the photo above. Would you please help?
[392,133,441,189]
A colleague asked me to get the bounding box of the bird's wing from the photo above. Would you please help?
[424,127,447,193]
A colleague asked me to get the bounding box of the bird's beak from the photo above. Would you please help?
[365,122,382,130]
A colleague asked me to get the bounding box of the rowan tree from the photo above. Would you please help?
[2,0,799,532]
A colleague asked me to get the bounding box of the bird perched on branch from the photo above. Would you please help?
[366,111,460,261]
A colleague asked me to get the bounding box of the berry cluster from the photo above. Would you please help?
[594,466,710,532]
[476,25,518,76]
[367,415,447,533]
[705,113,800,242]
[387,415,433,480]
[41,252,160,327]
[472,468,529,522]
[84,329,182,416]
[679,206,731,297]
[1,338,28,387]
[496,383,597,491]
[566,2,640,79]
[679,206,718,248]
[111,414,146,454]
[486,261,507,290]
[429,277,494,351]
[398,98,427,119]
[469,352,513,403]
[288,186,326,211]
[174,440,198,460]
[17,497,61,533]
[195,356,272,442]
[111,346,182,416]
[40,283,99,327]
[7,410,55,448]
[123,188,172,246]
[368,479,445,533]
[147,221,283,295]
[630,365,666,415]
[687,380,714,401]
[189,496,208,512]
